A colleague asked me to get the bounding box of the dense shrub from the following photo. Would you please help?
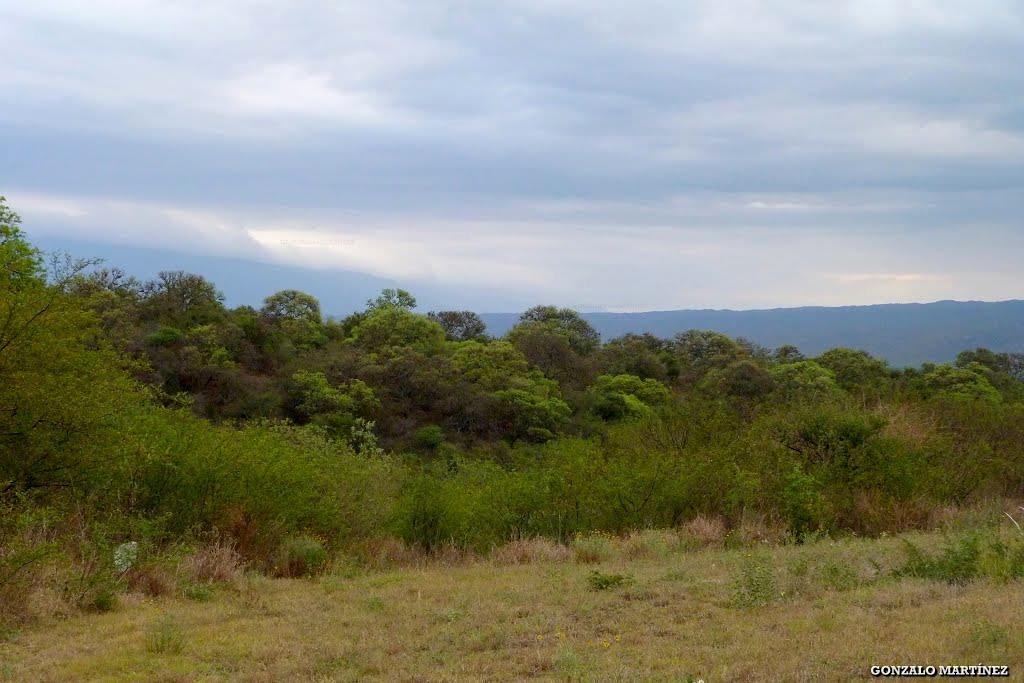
[273,536,329,577]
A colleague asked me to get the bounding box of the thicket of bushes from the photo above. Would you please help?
[3,195,1024,627]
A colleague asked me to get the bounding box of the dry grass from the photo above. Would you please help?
[179,542,243,585]
[3,529,1024,681]
[679,515,728,547]
[490,537,572,565]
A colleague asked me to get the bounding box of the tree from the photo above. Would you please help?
[917,364,1001,403]
[0,198,42,292]
[816,348,889,396]
[597,333,672,381]
[590,374,671,421]
[141,271,225,328]
[261,289,325,349]
[773,345,805,364]
[0,198,137,494]
[957,348,1024,384]
[506,323,592,387]
[366,288,417,312]
[515,305,600,355]
[770,361,840,403]
[351,307,446,356]
[290,370,379,434]
[491,388,570,442]
[427,310,487,341]
[673,330,745,383]
[451,341,533,391]
[703,360,775,402]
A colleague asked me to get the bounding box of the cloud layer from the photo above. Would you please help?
[2,1,1023,310]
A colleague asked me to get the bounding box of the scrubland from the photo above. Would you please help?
[5,197,1024,680]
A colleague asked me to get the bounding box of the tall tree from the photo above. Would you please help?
[366,288,417,312]
[427,310,487,341]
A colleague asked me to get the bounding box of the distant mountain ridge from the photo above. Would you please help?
[481,300,1024,367]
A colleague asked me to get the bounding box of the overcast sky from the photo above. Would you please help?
[3,1,1023,311]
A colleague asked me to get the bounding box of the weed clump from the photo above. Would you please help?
[587,570,633,591]
[732,553,779,607]
[818,559,859,591]
[895,533,1024,584]
[145,613,185,655]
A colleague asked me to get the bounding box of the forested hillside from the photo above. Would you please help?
[3,195,1024,629]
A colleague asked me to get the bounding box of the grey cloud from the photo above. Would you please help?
[1,1,1023,309]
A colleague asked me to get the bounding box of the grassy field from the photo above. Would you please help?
[2,530,1023,682]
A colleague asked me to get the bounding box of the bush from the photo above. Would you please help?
[87,588,119,613]
[413,424,445,450]
[181,582,213,602]
[587,570,633,591]
[273,536,329,577]
[732,554,779,607]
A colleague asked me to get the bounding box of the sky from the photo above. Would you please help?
[2,1,1023,312]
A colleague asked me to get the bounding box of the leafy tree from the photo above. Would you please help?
[597,333,673,380]
[506,324,591,388]
[260,289,326,349]
[673,330,745,383]
[703,360,775,403]
[956,348,1024,396]
[67,267,143,349]
[450,340,526,385]
[351,308,446,356]
[491,389,570,442]
[816,348,889,397]
[917,364,1001,403]
[290,370,380,435]
[773,345,805,364]
[515,305,600,355]
[427,310,487,341]
[590,373,671,421]
[141,271,225,328]
[0,198,137,493]
[769,361,840,403]
[0,199,41,289]
[366,288,417,312]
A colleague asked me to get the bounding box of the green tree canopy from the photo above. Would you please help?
[351,307,446,356]
[427,310,487,341]
[514,305,600,355]
[366,288,417,312]
[261,289,325,349]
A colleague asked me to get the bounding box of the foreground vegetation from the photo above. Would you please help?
[3,523,1024,681]
[3,193,1024,675]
